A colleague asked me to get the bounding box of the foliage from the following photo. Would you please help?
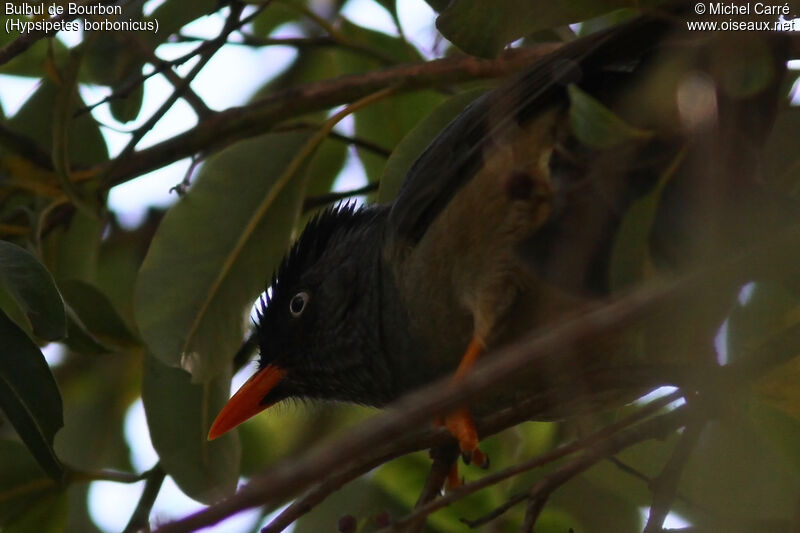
[1,1,800,532]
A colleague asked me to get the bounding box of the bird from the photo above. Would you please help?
[207,6,790,471]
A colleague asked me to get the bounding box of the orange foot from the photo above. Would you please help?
[436,336,490,470]
[444,407,489,468]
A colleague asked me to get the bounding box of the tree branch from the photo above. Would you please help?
[100,45,562,188]
[122,464,166,533]
[465,406,688,529]
[643,417,707,533]
[386,389,685,531]
[104,3,252,180]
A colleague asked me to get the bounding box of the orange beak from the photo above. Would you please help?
[208,365,287,440]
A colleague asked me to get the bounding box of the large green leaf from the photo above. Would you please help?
[5,78,108,165]
[2,488,68,533]
[0,440,63,529]
[567,84,653,150]
[41,210,104,283]
[82,0,146,122]
[0,18,69,77]
[609,165,673,290]
[142,0,219,50]
[678,418,799,528]
[763,106,800,192]
[142,354,240,504]
[251,0,304,36]
[0,309,64,481]
[59,279,138,349]
[379,88,488,203]
[0,241,66,340]
[434,0,639,57]
[135,131,314,381]
[727,283,800,424]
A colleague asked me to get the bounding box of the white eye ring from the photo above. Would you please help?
[289,291,310,318]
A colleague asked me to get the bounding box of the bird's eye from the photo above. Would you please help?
[289,291,310,317]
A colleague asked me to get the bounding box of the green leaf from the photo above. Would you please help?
[335,19,445,184]
[678,418,799,526]
[609,162,675,290]
[379,88,488,203]
[372,0,402,34]
[2,488,68,533]
[0,18,69,78]
[62,306,113,355]
[109,78,144,123]
[5,79,108,166]
[551,473,641,533]
[58,279,138,349]
[0,440,62,528]
[435,0,638,57]
[142,354,240,504]
[727,282,800,364]
[0,309,64,481]
[135,131,314,381]
[728,286,800,425]
[763,105,800,193]
[568,84,653,149]
[252,0,304,36]
[0,241,66,340]
[41,210,104,283]
[82,1,145,85]
[749,400,800,475]
[142,0,219,50]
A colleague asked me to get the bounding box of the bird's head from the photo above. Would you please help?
[208,203,388,440]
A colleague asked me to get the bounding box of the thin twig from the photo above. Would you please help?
[104,3,250,180]
[643,417,707,533]
[519,493,548,533]
[75,42,216,117]
[405,444,459,533]
[607,455,701,511]
[123,465,167,533]
[465,407,689,529]
[130,36,213,119]
[67,467,148,484]
[169,156,203,197]
[275,121,393,158]
[386,389,685,531]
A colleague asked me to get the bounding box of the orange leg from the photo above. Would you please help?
[441,337,489,468]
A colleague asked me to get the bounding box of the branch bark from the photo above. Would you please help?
[100,45,562,188]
